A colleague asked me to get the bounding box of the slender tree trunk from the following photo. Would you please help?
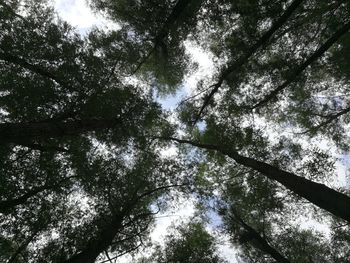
[63,184,177,263]
[167,137,350,222]
[230,210,290,263]
[0,118,121,144]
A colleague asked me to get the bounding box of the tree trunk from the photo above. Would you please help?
[63,185,173,263]
[64,215,124,263]
[252,20,350,109]
[168,137,350,223]
[0,118,121,144]
[230,210,290,263]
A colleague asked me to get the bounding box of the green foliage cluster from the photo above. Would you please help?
[1,0,350,262]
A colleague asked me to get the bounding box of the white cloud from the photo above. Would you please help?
[53,0,119,33]
[184,40,216,93]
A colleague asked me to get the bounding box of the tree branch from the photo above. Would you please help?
[301,105,350,134]
[251,20,350,109]
[194,0,304,123]
[0,51,67,88]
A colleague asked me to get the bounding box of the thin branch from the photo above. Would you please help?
[333,222,350,230]
[98,243,142,263]
[104,251,113,263]
[301,105,350,134]
[136,183,186,202]
[194,0,304,123]
[0,51,67,88]
[176,85,215,108]
[251,20,350,109]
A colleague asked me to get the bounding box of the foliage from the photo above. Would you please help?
[1,0,350,262]
[137,221,228,263]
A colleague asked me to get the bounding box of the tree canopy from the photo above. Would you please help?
[1,0,350,262]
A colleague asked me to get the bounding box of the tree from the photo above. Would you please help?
[0,2,181,262]
[137,221,228,263]
[1,0,350,262]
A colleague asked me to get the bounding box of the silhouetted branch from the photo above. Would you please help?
[194,0,304,123]
[0,51,67,88]
[251,21,350,109]
[301,105,350,134]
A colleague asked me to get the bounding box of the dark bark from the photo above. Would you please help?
[194,0,303,122]
[252,21,350,109]
[230,210,291,263]
[64,214,126,263]
[166,137,350,223]
[0,118,121,144]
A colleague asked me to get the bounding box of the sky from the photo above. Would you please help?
[51,0,239,262]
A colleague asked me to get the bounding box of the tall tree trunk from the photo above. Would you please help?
[64,214,125,263]
[0,118,121,144]
[167,137,350,223]
[63,185,176,263]
[230,210,291,263]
